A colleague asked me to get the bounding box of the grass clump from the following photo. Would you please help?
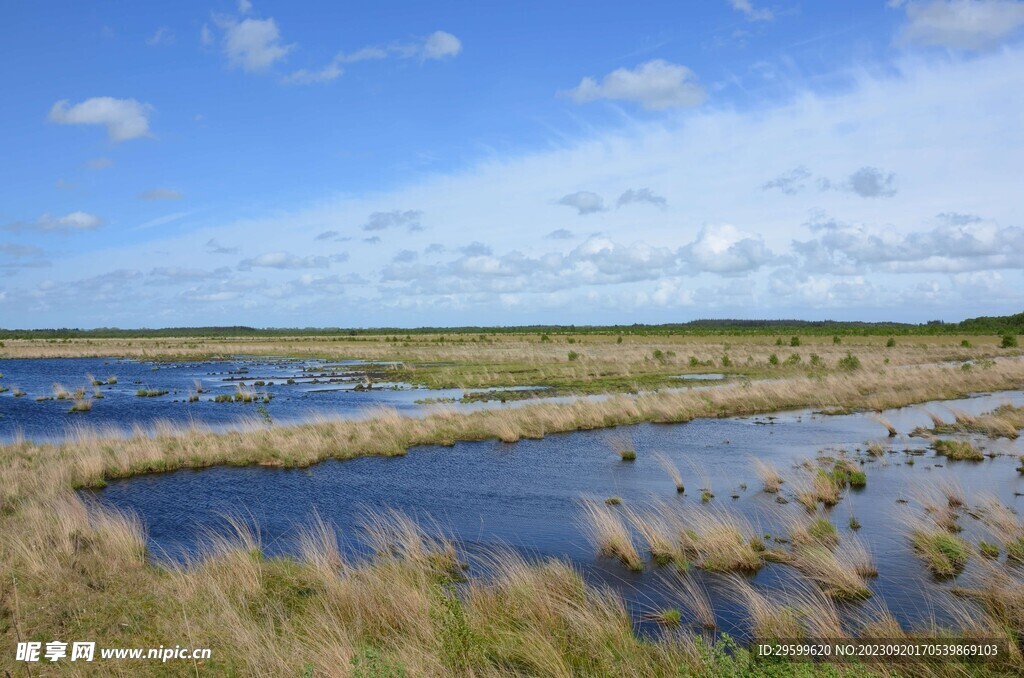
[654,451,684,492]
[604,496,622,506]
[68,396,93,413]
[979,541,999,559]
[910,528,969,578]
[933,439,984,461]
[837,352,861,371]
[136,389,169,397]
[581,500,643,571]
[752,458,783,493]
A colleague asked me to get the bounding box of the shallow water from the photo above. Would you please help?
[0,357,728,443]
[0,356,506,442]
[86,389,1024,639]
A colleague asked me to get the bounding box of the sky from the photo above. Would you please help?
[1,0,1024,328]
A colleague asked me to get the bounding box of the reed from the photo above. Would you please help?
[580,499,643,571]
[653,451,684,492]
[752,458,783,493]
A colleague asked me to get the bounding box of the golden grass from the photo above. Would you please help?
[752,458,783,493]
[580,499,644,571]
[653,451,684,492]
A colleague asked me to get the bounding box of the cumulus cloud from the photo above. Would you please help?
[421,31,462,59]
[3,211,102,234]
[894,0,1024,50]
[362,209,423,231]
[564,59,706,110]
[617,188,667,209]
[679,224,772,274]
[315,230,340,240]
[845,166,898,198]
[138,188,183,201]
[793,213,1024,273]
[205,238,239,255]
[729,0,774,22]
[48,97,152,141]
[557,191,605,215]
[215,15,293,72]
[237,252,346,270]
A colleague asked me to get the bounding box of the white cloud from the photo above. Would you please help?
[793,213,1024,273]
[557,191,605,215]
[729,0,774,22]
[237,252,346,270]
[680,224,772,274]
[238,0,253,14]
[421,31,462,60]
[3,211,102,234]
[896,0,1024,50]
[284,31,461,85]
[362,210,422,231]
[218,16,293,72]
[146,26,175,46]
[48,97,152,141]
[138,188,183,201]
[617,188,667,208]
[565,59,706,110]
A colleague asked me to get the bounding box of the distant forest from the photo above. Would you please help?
[1,312,1022,339]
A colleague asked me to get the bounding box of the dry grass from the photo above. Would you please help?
[752,458,783,493]
[653,451,684,492]
[580,499,643,571]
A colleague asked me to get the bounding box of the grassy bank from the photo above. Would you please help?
[3,360,1024,675]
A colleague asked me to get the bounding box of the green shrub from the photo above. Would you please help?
[1001,334,1018,348]
[567,351,580,362]
[886,337,896,347]
[768,353,779,366]
[837,353,861,371]
[790,336,801,347]
[933,439,984,461]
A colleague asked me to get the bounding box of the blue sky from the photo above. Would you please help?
[2,0,1024,328]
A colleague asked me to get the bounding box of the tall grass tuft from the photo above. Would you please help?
[653,451,684,492]
[752,458,783,493]
[580,500,643,571]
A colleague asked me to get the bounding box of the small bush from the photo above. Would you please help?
[979,541,999,559]
[809,353,824,368]
[960,340,972,348]
[784,353,801,366]
[768,353,779,366]
[933,439,984,461]
[1001,334,1018,348]
[567,351,580,362]
[833,335,842,344]
[837,353,861,371]
[886,337,896,347]
[790,336,800,347]
[911,530,969,577]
